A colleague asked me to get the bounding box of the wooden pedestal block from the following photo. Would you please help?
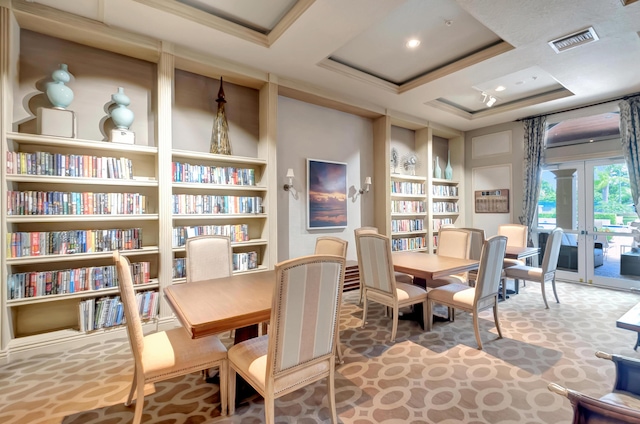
[110,128,135,144]
[37,107,76,138]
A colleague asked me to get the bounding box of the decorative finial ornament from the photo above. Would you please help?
[210,77,232,155]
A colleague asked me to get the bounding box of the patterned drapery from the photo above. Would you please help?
[519,116,547,234]
[619,95,640,219]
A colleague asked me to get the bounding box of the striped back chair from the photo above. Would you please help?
[426,235,508,350]
[314,236,348,364]
[431,228,472,287]
[355,231,428,342]
[228,255,345,423]
[498,224,529,268]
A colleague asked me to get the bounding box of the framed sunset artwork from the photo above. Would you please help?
[307,159,347,229]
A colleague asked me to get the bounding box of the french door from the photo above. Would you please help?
[536,159,640,290]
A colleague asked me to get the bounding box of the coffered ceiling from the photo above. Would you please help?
[23,0,640,131]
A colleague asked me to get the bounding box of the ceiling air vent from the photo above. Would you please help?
[549,27,599,53]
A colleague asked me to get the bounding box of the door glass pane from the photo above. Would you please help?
[592,162,640,282]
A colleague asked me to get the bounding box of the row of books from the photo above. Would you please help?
[7,191,148,216]
[391,236,427,252]
[6,151,134,180]
[78,291,158,332]
[172,224,249,247]
[7,228,143,258]
[7,261,150,299]
[173,251,258,277]
[391,200,426,214]
[390,181,425,195]
[433,218,454,231]
[432,185,459,197]
[172,162,256,186]
[391,218,424,233]
[432,201,459,213]
[172,194,262,215]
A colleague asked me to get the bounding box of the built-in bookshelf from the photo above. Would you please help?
[390,174,427,252]
[0,4,276,360]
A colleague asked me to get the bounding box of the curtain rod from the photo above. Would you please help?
[516,91,640,122]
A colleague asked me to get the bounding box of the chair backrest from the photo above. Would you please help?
[113,251,144,366]
[474,235,508,303]
[541,227,564,273]
[355,232,396,296]
[185,235,233,283]
[314,236,348,257]
[437,228,472,259]
[498,224,528,248]
[355,226,378,235]
[266,255,345,377]
[461,228,486,260]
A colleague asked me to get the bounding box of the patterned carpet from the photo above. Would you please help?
[1,281,639,424]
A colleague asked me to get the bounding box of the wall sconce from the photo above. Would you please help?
[358,176,372,195]
[283,168,295,191]
[353,176,372,201]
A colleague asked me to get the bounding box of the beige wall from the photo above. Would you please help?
[276,96,375,262]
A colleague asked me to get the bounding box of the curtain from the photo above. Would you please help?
[619,95,640,219]
[519,116,547,235]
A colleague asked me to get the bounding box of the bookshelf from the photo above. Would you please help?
[373,115,465,254]
[0,3,276,360]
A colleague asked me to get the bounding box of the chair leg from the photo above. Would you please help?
[541,279,549,309]
[335,332,344,364]
[502,277,507,301]
[327,366,338,424]
[261,321,269,335]
[132,378,145,424]
[264,394,275,424]
[425,300,433,331]
[228,365,237,416]
[449,307,455,321]
[361,297,368,328]
[493,301,503,339]
[551,277,560,304]
[218,360,228,416]
[390,305,398,342]
[473,312,483,350]
[125,367,138,406]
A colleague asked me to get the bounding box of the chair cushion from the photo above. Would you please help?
[504,265,542,281]
[428,283,475,309]
[502,258,525,269]
[396,282,428,301]
[428,275,467,287]
[600,392,640,410]
[395,272,413,285]
[143,328,227,381]
[228,334,330,395]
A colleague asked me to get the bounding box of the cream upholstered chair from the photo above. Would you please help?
[185,234,233,283]
[426,235,508,350]
[498,224,528,268]
[314,236,348,364]
[504,227,564,309]
[355,231,428,342]
[227,255,345,423]
[113,251,228,423]
[431,227,472,287]
[354,227,414,300]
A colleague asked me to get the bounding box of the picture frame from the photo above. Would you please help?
[474,189,510,213]
[307,158,348,229]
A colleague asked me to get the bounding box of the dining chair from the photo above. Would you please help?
[425,235,507,349]
[227,254,345,423]
[498,224,528,268]
[547,351,640,423]
[355,231,428,342]
[113,251,229,423]
[185,234,233,283]
[432,227,472,287]
[314,236,348,364]
[504,227,564,308]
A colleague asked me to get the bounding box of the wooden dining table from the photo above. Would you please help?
[164,270,275,342]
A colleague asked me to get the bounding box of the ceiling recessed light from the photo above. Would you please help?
[495,85,506,92]
[406,39,420,49]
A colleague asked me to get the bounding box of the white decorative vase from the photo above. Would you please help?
[434,156,442,179]
[445,150,453,180]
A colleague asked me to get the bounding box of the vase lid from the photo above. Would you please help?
[216,77,227,104]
